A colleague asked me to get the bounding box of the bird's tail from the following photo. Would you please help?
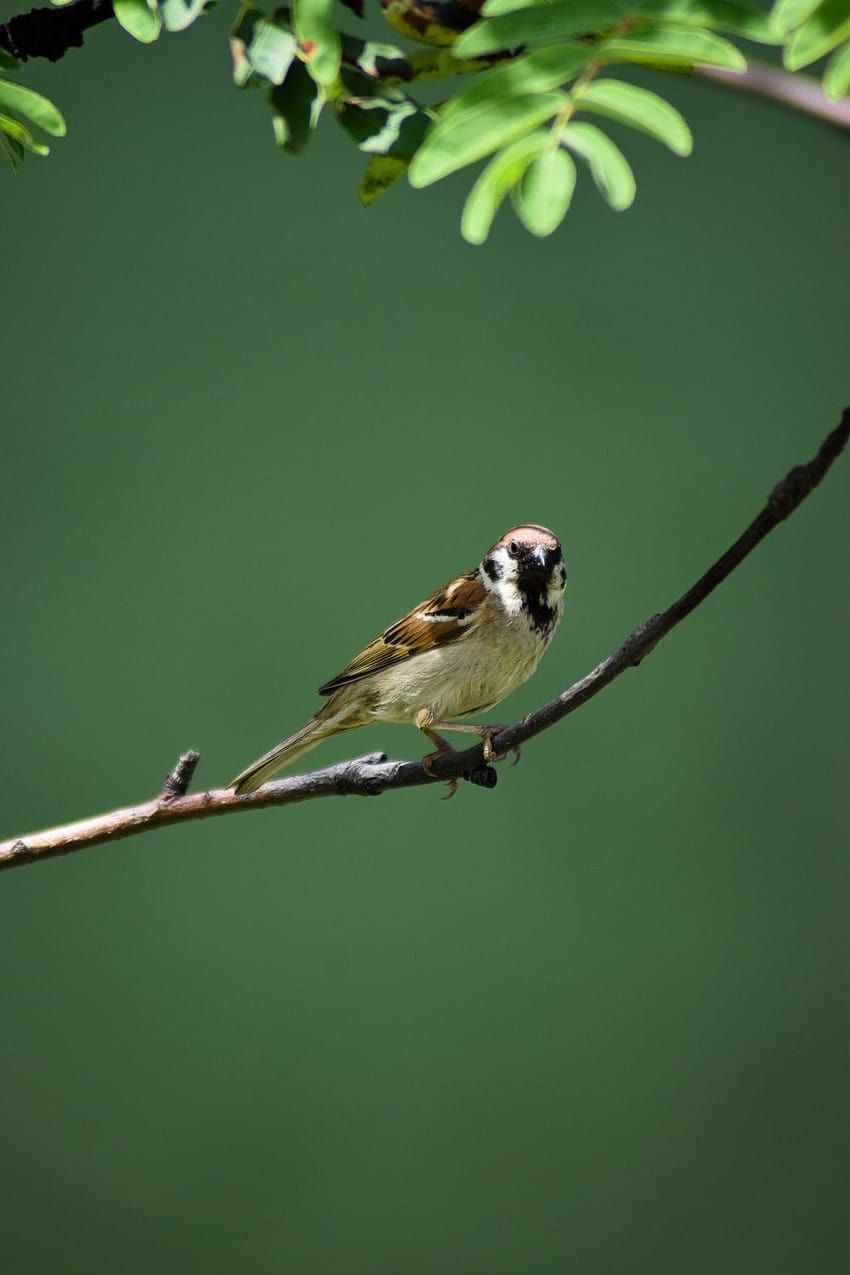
[229,711,343,794]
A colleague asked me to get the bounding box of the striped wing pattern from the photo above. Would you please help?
[318,570,485,695]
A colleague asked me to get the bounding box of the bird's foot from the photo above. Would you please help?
[478,727,521,766]
[421,737,460,799]
[416,711,511,797]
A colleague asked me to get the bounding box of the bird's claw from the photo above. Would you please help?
[423,748,459,799]
[481,730,521,767]
[422,728,514,798]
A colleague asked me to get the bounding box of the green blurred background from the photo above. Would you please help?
[1,7,848,1272]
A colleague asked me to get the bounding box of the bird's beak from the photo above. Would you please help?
[529,545,548,570]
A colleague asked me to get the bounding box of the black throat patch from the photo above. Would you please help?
[520,587,558,635]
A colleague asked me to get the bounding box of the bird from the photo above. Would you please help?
[229,524,566,794]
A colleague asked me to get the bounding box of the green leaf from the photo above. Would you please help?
[159,0,213,31]
[461,130,548,243]
[599,24,747,69]
[0,111,50,155]
[0,127,24,172]
[231,10,298,87]
[454,0,624,59]
[636,0,777,42]
[113,0,163,43]
[770,0,823,37]
[0,48,21,71]
[823,35,850,95]
[511,145,576,236]
[481,0,541,15]
[574,78,693,154]
[441,43,590,121]
[785,0,850,68]
[0,79,66,136]
[339,35,411,81]
[338,94,431,155]
[360,154,410,205]
[405,48,493,80]
[269,59,324,152]
[292,0,341,88]
[409,90,567,186]
[381,0,479,45]
[561,119,635,208]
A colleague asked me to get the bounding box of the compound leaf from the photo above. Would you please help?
[461,130,548,243]
[823,35,850,96]
[574,78,692,154]
[454,0,623,59]
[511,144,577,236]
[441,43,590,121]
[561,119,635,208]
[409,90,567,186]
[599,24,747,69]
[637,0,776,41]
[0,79,66,135]
[784,0,850,68]
[113,0,162,43]
[292,0,341,88]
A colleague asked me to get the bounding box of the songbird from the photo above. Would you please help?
[229,525,566,794]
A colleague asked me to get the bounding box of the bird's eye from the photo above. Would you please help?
[508,540,520,558]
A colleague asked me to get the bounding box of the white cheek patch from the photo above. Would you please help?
[489,575,525,616]
[482,547,517,587]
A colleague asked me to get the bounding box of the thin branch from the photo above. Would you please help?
[1,409,847,872]
[693,60,850,132]
[0,0,113,62]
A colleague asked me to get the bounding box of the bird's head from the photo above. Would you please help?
[481,525,566,630]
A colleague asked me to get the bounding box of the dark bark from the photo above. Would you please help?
[0,0,113,63]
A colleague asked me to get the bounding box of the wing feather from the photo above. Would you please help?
[318,570,485,695]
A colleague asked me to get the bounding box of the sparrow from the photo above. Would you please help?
[229,525,566,794]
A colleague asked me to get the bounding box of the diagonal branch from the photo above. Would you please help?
[693,60,850,132]
[1,408,847,872]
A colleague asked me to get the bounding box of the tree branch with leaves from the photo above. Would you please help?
[1,0,849,237]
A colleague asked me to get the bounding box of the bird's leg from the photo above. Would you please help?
[414,711,520,801]
[415,709,463,797]
[419,715,521,766]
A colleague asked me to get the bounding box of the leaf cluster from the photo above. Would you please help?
[772,0,850,98]
[0,47,65,170]
[2,0,848,241]
[228,0,774,242]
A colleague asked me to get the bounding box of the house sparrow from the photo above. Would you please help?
[229,525,566,794]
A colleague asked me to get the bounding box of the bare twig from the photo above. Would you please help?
[693,60,850,132]
[159,749,200,800]
[1,409,847,872]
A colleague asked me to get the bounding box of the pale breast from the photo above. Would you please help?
[365,614,553,724]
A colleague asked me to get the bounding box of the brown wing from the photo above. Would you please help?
[318,570,486,695]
